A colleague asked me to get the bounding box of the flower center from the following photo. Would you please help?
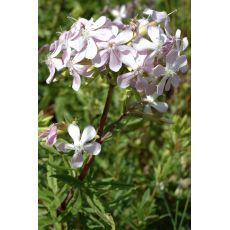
[81,28,90,39]
[165,67,175,77]
[74,144,83,153]
[66,61,75,75]
[46,55,53,66]
[144,96,154,103]
[66,60,73,70]
[156,40,163,50]
[108,42,116,49]
[136,67,144,75]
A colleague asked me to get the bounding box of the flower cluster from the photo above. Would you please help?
[44,7,188,107]
[40,6,189,168]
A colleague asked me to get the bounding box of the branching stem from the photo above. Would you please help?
[57,82,115,215]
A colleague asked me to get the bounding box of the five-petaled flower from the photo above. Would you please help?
[143,93,168,113]
[134,26,167,57]
[117,52,157,95]
[93,29,135,72]
[153,49,188,95]
[56,124,101,168]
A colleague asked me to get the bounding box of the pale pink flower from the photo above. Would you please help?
[143,93,168,113]
[117,52,156,95]
[45,55,63,84]
[134,25,167,57]
[153,49,188,95]
[72,16,114,61]
[93,29,135,72]
[65,58,94,91]
[143,8,167,23]
[111,5,127,21]
[56,124,101,168]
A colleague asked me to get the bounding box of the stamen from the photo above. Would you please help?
[168,9,177,16]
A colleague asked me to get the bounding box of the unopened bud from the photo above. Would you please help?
[139,21,158,36]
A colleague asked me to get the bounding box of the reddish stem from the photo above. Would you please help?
[57,83,115,215]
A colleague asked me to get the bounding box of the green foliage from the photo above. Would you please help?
[39,0,191,229]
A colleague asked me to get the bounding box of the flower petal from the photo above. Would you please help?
[144,105,152,113]
[71,153,84,168]
[85,38,97,59]
[157,76,168,95]
[109,50,122,72]
[145,83,156,95]
[80,125,96,144]
[114,29,133,45]
[135,52,148,67]
[62,47,71,66]
[166,49,178,65]
[148,26,160,42]
[46,63,55,84]
[91,16,107,30]
[174,55,187,70]
[181,37,188,51]
[73,50,86,63]
[117,72,135,88]
[165,78,172,91]
[83,142,101,155]
[96,42,109,49]
[135,76,148,92]
[171,75,180,87]
[180,63,188,73]
[56,143,75,152]
[151,101,168,113]
[52,58,63,71]
[153,65,165,77]
[118,45,137,56]
[68,124,81,145]
[93,50,109,68]
[120,5,127,18]
[46,126,57,145]
[175,29,181,39]
[69,36,86,52]
[133,37,154,51]
[72,71,81,91]
[111,9,119,17]
[50,42,62,58]
[90,28,113,41]
[112,25,119,36]
[121,52,138,70]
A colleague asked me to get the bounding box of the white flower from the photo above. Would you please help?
[111,5,127,21]
[72,16,114,61]
[56,124,101,168]
[143,8,167,23]
[134,25,167,57]
[143,93,168,113]
[153,49,188,95]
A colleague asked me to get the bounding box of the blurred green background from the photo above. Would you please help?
[39,0,191,229]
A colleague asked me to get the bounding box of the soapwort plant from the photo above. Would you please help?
[39,5,189,226]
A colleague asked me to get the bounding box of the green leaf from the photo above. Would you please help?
[85,195,116,230]
[47,155,58,194]
[40,142,61,155]
[91,181,134,190]
[47,161,74,172]
[51,174,84,188]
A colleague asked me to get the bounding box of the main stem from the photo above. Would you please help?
[57,83,115,215]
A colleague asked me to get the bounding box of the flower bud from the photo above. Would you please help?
[139,21,158,36]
